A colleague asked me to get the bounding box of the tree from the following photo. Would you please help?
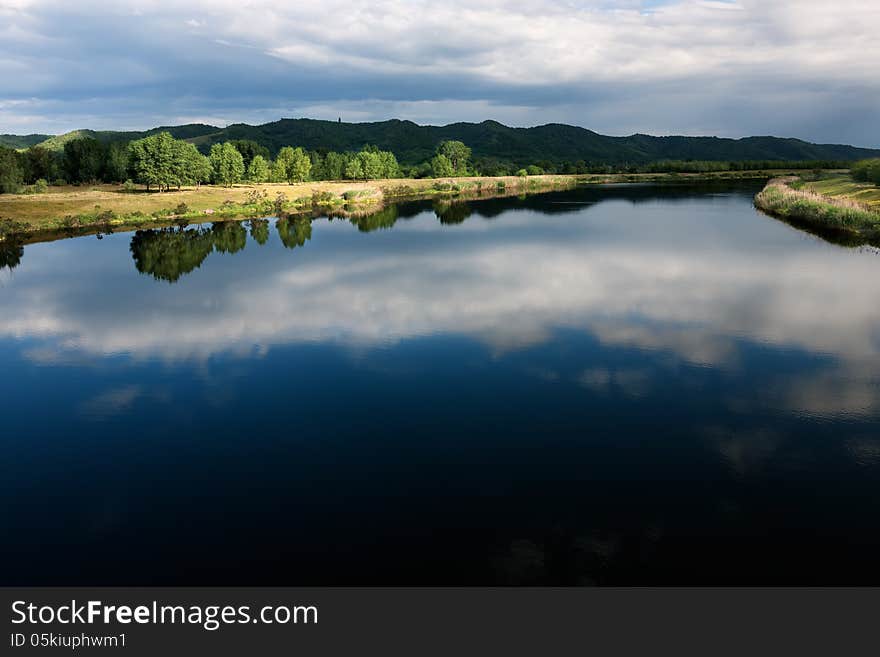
[357,150,383,179]
[437,140,471,175]
[344,154,364,180]
[209,142,245,187]
[320,151,347,180]
[128,132,176,191]
[63,137,106,183]
[379,151,401,178]
[103,142,130,182]
[852,159,880,186]
[526,164,544,176]
[274,146,311,184]
[24,147,60,184]
[430,154,454,178]
[230,140,270,171]
[247,155,270,183]
[0,146,24,193]
[176,142,211,188]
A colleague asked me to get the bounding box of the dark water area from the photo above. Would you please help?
[2,182,880,585]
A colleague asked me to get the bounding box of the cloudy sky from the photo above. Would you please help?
[1,0,878,145]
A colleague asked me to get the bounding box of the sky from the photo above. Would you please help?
[0,0,878,146]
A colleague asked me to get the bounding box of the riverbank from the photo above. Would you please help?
[754,176,880,243]
[1,168,817,244]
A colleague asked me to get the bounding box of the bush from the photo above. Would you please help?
[274,192,288,215]
[311,190,335,206]
[496,181,506,191]
[244,189,268,205]
[34,179,48,194]
[526,165,544,176]
[852,159,880,185]
[516,169,528,178]
[122,179,136,193]
[51,178,67,187]
[174,202,190,215]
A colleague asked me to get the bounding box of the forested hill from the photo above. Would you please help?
[5,118,879,165]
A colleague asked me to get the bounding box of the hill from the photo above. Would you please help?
[13,119,880,165]
[0,133,53,149]
[30,124,221,151]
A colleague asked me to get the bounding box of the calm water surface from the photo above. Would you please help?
[2,182,879,584]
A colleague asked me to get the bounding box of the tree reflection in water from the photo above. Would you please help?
[433,199,472,225]
[0,240,24,271]
[130,226,216,283]
[276,217,312,249]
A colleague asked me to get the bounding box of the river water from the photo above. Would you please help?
[2,182,879,584]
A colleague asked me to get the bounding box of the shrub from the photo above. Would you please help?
[244,189,268,205]
[122,179,136,193]
[174,202,190,215]
[34,179,48,194]
[516,169,528,178]
[51,178,67,187]
[852,159,880,185]
[496,181,506,191]
[273,192,288,215]
[311,190,335,206]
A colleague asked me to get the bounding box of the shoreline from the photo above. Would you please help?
[2,169,813,247]
[754,177,880,246]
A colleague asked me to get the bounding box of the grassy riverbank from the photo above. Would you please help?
[0,175,573,239]
[0,168,814,243]
[754,176,880,242]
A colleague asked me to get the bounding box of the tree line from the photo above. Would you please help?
[0,129,865,195]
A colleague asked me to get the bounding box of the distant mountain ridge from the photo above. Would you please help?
[3,119,878,165]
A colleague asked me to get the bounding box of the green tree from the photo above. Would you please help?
[358,150,383,179]
[344,154,365,180]
[437,140,471,175]
[322,151,347,180]
[209,142,245,187]
[274,146,311,183]
[63,138,106,183]
[430,153,454,178]
[247,155,270,183]
[379,151,401,178]
[852,159,880,185]
[526,164,544,175]
[176,142,211,188]
[230,140,270,170]
[24,147,60,184]
[104,142,130,182]
[128,132,176,191]
[0,146,24,193]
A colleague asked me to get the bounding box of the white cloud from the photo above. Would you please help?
[0,0,876,142]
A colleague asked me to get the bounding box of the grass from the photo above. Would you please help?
[800,175,880,210]
[754,176,880,238]
[0,168,819,242]
[0,175,579,239]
